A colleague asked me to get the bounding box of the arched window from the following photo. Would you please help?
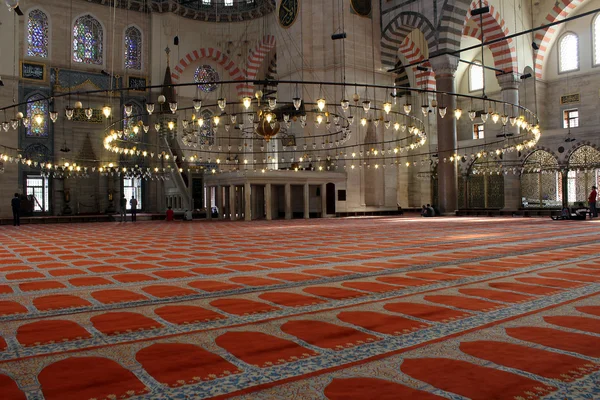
[469,61,484,92]
[26,94,49,137]
[27,9,49,58]
[559,33,579,73]
[73,14,103,65]
[593,15,600,66]
[124,26,142,70]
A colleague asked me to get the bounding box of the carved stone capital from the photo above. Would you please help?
[430,55,460,77]
[497,72,521,90]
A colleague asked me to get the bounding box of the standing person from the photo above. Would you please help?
[119,195,127,222]
[589,185,598,219]
[11,193,20,226]
[130,196,138,222]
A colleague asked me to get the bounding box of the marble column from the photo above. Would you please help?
[284,183,292,220]
[216,185,222,219]
[206,185,212,220]
[321,183,327,217]
[229,185,236,221]
[430,55,460,215]
[498,73,521,211]
[303,183,310,219]
[237,186,243,219]
[244,182,251,221]
[265,183,272,220]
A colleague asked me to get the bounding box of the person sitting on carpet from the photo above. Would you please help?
[426,204,435,217]
[421,205,428,217]
[183,209,193,221]
[166,206,174,221]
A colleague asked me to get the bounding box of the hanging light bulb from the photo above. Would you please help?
[197,118,204,127]
[293,97,302,110]
[501,114,509,125]
[132,125,140,134]
[182,119,189,129]
[65,107,74,120]
[23,117,31,127]
[268,98,277,110]
[230,114,237,124]
[242,96,252,109]
[480,113,488,123]
[316,114,323,124]
[468,110,476,121]
[362,100,371,112]
[154,122,161,131]
[213,115,220,125]
[340,99,350,111]
[360,117,367,126]
[454,108,462,120]
[516,117,524,128]
[314,97,326,112]
[491,112,500,124]
[439,106,447,118]
[102,106,112,118]
[421,105,429,116]
[192,98,202,112]
[394,122,400,131]
[1,122,8,132]
[509,116,517,126]
[383,101,392,114]
[255,89,263,106]
[34,113,44,125]
[266,112,274,124]
[283,114,290,123]
[84,107,93,120]
[384,120,391,129]
[217,98,226,111]
[400,123,407,132]
[125,104,133,117]
[168,121,175,130]
[169,101,178,113]
[10,119,17,130]
[403,104,412,114]
[143,125,149,133]
[347,115,354,125]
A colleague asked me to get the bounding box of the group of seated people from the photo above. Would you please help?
[421,204,435,217]
[552,202,590,220]
[165,207,193,221]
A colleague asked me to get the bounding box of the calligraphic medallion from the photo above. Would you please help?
[279,0,299,28]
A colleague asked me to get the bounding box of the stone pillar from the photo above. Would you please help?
[284,183,292,220]
[206,186,212,220]
[265,183,272,220]
[430,55,460,215]
[237,186,243,219]
[303,183,310,219]
[244,182,251,221]
[498,73,521,211]
[321,183,327,217]
[216,185,222,219]
[229,185,236,221]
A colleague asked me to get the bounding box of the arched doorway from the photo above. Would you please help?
[465,157,504,209]
[567,145,600,204]
[520,150,561,208]
[326,183,336,215]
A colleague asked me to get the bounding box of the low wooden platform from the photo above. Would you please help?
[0,214,112,225]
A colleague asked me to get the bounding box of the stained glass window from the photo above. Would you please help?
[27,10,49,58]
[469,61,483,92]
[194,65,219,93]
[26,94,48,137]
[559,33,578,73]
[125,26,142,70]
[123,103,142,141]
[73,15,103,65]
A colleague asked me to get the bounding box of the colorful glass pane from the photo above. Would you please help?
[194,65,219,93]
[125,26,142,70]
[27,10,49,58]
[73,15,103,65]
[26,94,48,137]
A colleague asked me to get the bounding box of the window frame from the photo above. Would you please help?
[71,13,105,67]
[558,31,580,74]
[473,123,485,140]
[468,60,484,93]
[593,14,600,66]
[563,108,579,129]
[25,8,50,59]
[123,24,143,71]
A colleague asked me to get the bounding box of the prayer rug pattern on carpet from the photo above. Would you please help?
[0,216,599,399]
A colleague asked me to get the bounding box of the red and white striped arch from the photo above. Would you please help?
[534,0,584,79]
[462,0,517,74]
[170,35,276,98]
[398,37,436,90]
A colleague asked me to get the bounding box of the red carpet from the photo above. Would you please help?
[0,216,599,399]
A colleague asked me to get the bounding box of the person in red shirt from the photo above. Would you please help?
[166,206,174,221]
[588,186,597,218]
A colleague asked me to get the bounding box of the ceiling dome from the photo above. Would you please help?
[86,0,276,22]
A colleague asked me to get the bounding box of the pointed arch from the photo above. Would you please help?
[124,25,143,70]
[534,0,585,79]
[381,12,436,69]
[72,13,104,65]
[27,8,49,58]
[398,36,436,90]
[462,0,517,74]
